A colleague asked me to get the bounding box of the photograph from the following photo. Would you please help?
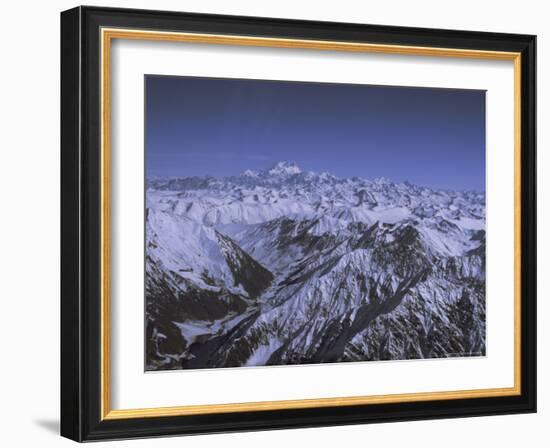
[144,76,487,371]
[56,4,538,442]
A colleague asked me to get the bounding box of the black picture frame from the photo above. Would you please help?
[61,5,536,442]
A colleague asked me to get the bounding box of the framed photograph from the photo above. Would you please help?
[60,6,536,441]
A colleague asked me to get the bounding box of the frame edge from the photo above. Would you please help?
[61,6,84,442]
[519,33,537,414]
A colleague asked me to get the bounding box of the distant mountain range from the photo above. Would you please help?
[145,161,486,370]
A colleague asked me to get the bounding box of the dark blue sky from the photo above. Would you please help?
[145,75,485,190]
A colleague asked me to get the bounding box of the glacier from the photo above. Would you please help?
[145,161,486,370]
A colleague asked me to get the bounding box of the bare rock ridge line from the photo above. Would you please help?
[146,161,486,370]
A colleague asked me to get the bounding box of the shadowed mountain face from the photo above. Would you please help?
[145,162,486,371]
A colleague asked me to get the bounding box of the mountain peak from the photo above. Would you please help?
[241,169,259,177]
[267,161,302,176]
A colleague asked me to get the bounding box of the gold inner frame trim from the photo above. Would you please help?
[100,27,522,421]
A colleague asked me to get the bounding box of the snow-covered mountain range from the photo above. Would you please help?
[145,161,486,370]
